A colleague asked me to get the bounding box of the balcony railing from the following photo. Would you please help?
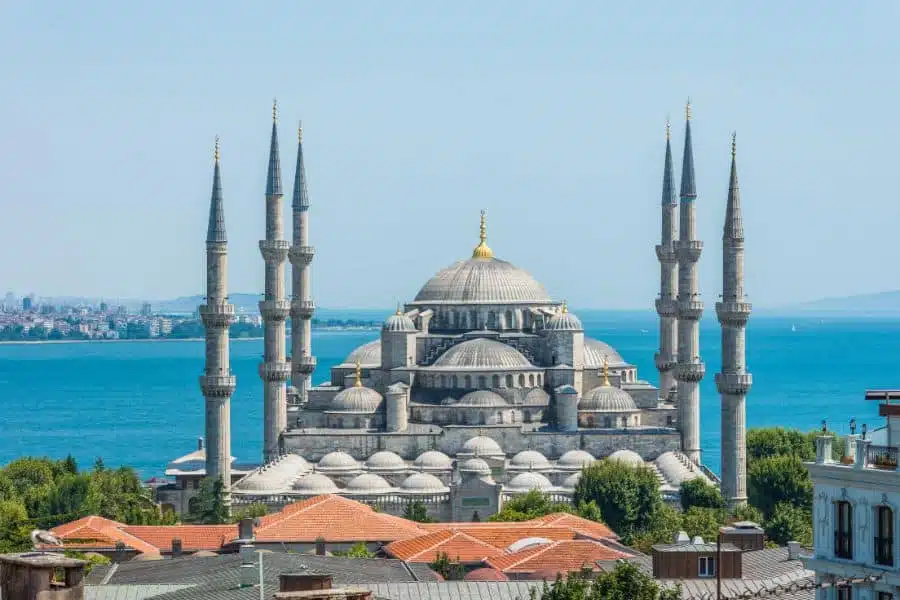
[834,532,853,559]
[875,536,894,566]
[866,444,899,469]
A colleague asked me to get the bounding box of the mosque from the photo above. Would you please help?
[156,102,752,523]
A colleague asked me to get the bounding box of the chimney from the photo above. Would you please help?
[238,517,255,542]
[280,573,332,593]
[171,538,183,557]
[0,552,87,600]
[198,437,204,451]
[787,541,801,560]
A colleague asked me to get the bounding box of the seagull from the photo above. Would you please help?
[30,530,64,552]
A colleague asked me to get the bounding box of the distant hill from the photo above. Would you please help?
[769,290,900,316]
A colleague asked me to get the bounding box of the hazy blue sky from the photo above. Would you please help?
[1,2,897,309]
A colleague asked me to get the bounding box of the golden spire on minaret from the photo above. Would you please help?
[214,135,220,163]
[602,355,610,386]
[731,131,737,158]
[472,209,493,259]
[272,98,278,123]
[354,359,362,387]
[685,98,692,121]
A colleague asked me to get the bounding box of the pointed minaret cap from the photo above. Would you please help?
[207,136,227,243]
[265,99,283,197]
[680,99,697,199]
[723,132,744,240]
[292,120,310,210]
[662,118,676,206]
[472,210,493,259]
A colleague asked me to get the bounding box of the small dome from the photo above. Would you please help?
[317,451,359,472]
[413,451,453,471]
[509,450,550,469]
[400,472,448,493]
[345,473,392,493]
[557,450,595,469]
[330,386,384,413]
[462,436,504,457]
[459,458,492,476]
[562,472,582,489]
[344,340,381,367]
[608,449,644,468]
[464,568,509,582]
[365,451,407,471]
[433,338,532,369]
[579,385,637,412]
[383,312,416,333]
[456,390,508,407]
[506,472,553,492]
[583,338,626,368]
[545,306,583,331]
[292,473,339,494]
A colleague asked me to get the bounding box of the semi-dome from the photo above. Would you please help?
[584,338,626,368]
[330,386,384,413]
[506,472,553,492]
[579,385,638,412]
[462,436,504,457]
[557,450,595,469]
[317,451,359,472]
[383,311,416,333]
[608,449,645,467]
[509,450,550,469]
[344,340,381,367]
[459,458,492,476]
[562,472,582,489]
[413,450,453,471]
[400,472,449,493]
[433,338,532,369]
[545,305,583,331]
[365,451,407,471]
[292,473,339,494]
[345,473,392,493]
[456,390,508,407]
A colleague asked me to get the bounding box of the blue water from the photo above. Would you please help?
[1,311,896,477]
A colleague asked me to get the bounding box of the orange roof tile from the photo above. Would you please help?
[123,525,237,552]
[485,540,631,575]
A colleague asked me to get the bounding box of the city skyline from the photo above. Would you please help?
[1,2,898,308]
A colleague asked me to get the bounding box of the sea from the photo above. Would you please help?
[1,310,897,478]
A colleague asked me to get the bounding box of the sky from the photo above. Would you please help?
[0,2,898,310]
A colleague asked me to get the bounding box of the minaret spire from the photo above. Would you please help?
[259,103,290,462]
[199,136,237,511]
[674,100,705,464]
[289,119,317,405]
[716,133,752,507]
[655,118,679,401]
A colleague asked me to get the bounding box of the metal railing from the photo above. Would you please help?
[866,444,899,469]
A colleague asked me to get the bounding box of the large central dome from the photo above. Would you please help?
[411,212,551,305]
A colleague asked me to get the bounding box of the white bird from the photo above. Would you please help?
[30,529,63,550]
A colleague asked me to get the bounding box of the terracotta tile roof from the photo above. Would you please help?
[527,513,617,540]
[254,495,427,543]
[485,540,632,575]
[123,525,237,552]
[49,516,161,556]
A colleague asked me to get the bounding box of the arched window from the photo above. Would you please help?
[506,374,513,387]
[464,375,472,388]
[603,417,612,428]
[835,501,853,559]
[492,374,500,388]
[518,374,525,386]
[876,505,893,565]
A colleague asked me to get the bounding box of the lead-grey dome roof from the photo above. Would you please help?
[412,257,551,305]
[584,338,626,368]
[433,338,532,369]
[456,390,508,407]
[330,386,384,413]
[579,385,638,412]
[344,340,381,367]
[383,312,416,333]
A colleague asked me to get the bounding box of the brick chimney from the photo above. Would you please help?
[0,552,87,600]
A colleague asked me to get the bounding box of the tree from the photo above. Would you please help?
[0,500,31,553]
[680,478,726,511]
[403,501,434,523]
[187,476,229,524]
[574,460,662,541]
[765,502,813,546]
[333,542,375,558]
[748,455,812,519]
[531,561,681,600]
[429,551,465,581]
[489,490,573,522]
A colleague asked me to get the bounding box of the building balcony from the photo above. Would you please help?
[291,300,316,319]
[199,374,237,397]
[259,300,291,320]
[715,372,753,395]
[259,362,291,382]
[289,245,315,266]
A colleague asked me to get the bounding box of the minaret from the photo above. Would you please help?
[199,137,237,505]
[259,101,291,462]
[655,120,679,401]
[289,122,316,402]
[674,101,705,464]
[716,134,752,507]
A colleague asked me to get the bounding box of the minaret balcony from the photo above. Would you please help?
[292,355,317,375]
[654,352,677,371]
[259,240,290,262]
[200,303,236,328]
[289,245,315,266]
[655,245,677,262]
[715,301,752,325]
[715,372,753,395]
[199,374,237,397]
[677,299,704,320]
[655,298,678,317]
[674,362,706,382]
[291,300,316,319]
[675,240,703,262]
[259,361,291,382]
[259,300,291,320]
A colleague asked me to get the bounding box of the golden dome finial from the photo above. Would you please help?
[602,355,610,386]
[354,359,362,387]
[214,135,220,163]
[272,98,278,123]
[731,131,737,158]
[298,120,303,142]
[472,209,493,259]
[685,98,692,121]
[666,117,671,141]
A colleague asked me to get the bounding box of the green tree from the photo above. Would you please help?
[429,551,465,581]
[765,502,813,546]
[679,478,726,511]
[333,542,375,558]
[531,561,681,600]
[186,477,229,524]
[0,500,32,553]
[489,490,573,522]
[748,455,812,519]
[574,460,661,541]
[403,501,435,523]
